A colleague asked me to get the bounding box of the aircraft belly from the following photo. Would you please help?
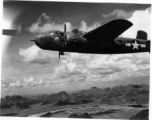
[64,44,114,54]
[44,41,64,51]
[63,42,149,54]
[111,44,150,54]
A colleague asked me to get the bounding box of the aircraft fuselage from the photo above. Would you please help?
[33,31,150,54]
[31,19,150,56]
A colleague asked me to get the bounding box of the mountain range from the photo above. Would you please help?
[0,84,149,109]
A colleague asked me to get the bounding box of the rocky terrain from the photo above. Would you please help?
[69,112,92,118]
[0,84,149,119]
[130,109,149,120]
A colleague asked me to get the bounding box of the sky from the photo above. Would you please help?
[1,0,151,97]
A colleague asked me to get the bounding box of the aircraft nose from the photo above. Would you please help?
[30,39,36,42]
[31,35,44,48]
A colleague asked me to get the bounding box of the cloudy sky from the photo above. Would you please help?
[1,1,151,97]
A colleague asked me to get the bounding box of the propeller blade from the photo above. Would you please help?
[58,23,67,60]
[59,51,60,59]
[64,23,67,41]
[2,29,17,36]
[64,23,66,33]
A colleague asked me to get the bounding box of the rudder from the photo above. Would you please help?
[136,30,147,40]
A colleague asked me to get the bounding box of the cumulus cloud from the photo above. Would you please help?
[102,9,134,19]
[26,13,101,34]
[102,7,151,39]
[8,80,21,87]
[123,7,151,39]
[54,61,83,77]
[2,74,59,90]
[53,52,150,85]
[19,45,58,65]
[79,21,100,32]
[26,13,73,33]
[2,53,149,91]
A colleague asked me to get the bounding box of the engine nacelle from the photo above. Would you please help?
[67,35,88,48]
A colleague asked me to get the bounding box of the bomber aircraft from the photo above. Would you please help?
[30,19,150,59]
[4,19,150,59]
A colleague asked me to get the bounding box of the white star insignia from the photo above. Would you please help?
[132,40,140,50]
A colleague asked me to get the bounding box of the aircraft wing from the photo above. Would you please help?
[82,19,133,44]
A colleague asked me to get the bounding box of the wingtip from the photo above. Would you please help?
[116,19,133,26]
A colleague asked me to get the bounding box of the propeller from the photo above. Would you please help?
[2,29,18,36]
[64,22,67,41]
[59,23,67,59]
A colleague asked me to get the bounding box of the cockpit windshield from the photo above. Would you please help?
[72,28,79,34]
[49,31,63,37]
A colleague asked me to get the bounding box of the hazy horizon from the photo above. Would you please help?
[1,75,149,98]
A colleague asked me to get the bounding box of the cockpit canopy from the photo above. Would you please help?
[71,28,85,35]
[72,28,79,34]
[48,29,84,37]
[49,31,64,37]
